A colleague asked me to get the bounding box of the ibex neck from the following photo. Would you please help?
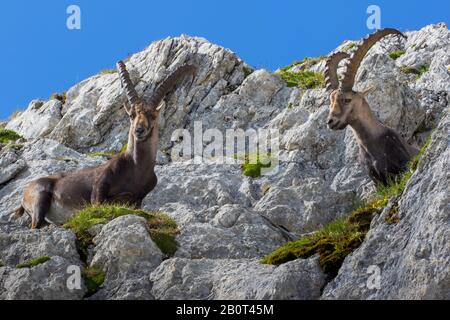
[349,107,385,152]
[126,126,159,169]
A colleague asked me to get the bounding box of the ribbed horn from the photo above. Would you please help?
[340,28,406,91]
[147,64,196,111]
[324,52,349,91]
[117,61,140,105]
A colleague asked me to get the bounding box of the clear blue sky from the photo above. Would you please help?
[0,0,448,119]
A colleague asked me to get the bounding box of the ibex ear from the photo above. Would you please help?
[361,85,377,97]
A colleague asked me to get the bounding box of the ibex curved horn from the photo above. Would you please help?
[117,61,140,106]
[324,52,349,91]
[340,28,406,91]
[147,64,196,111]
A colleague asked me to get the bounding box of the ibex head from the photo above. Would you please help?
[116,61,196,141]
[325,28,406,130]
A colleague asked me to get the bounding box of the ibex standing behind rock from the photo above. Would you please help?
[16,61,196,228]
[325,29,419,185]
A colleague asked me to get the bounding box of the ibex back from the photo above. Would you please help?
[16,61,196,228]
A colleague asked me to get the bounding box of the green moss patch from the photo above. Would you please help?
[64,204,179,257]
[83,266,105,295]
[0,261,4,268]
[235,152,274,178]
[262,218,364,278]
[0,129,23,144]
[16,256,51,269]
[389,50,406,60]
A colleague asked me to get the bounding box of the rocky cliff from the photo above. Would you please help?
[0,23,448,300]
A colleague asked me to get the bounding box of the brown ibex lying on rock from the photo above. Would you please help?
[325,28,418,185]
[16,61,196,228]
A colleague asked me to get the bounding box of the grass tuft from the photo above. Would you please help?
[16,256,51,269]
[278,70,325,89]
[64,204,179,256]
[0,129,23,144]
[277,57,326,89]
[262,218,364,278]
[389,50,406,60]
[400,64,430,79]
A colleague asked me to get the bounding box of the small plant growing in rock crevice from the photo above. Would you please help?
[83,266,105,296]
[64,204,179,257]
[16,256,51,269]
[0,129,23,144]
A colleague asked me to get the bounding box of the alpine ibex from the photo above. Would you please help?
[325,28,418,185]
[16,61,196,228]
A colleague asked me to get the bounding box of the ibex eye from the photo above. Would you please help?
[344,99,352,104]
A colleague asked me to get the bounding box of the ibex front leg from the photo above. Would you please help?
[91,170,112,205]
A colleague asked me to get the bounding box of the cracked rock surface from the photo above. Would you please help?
[0,24,449,299]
